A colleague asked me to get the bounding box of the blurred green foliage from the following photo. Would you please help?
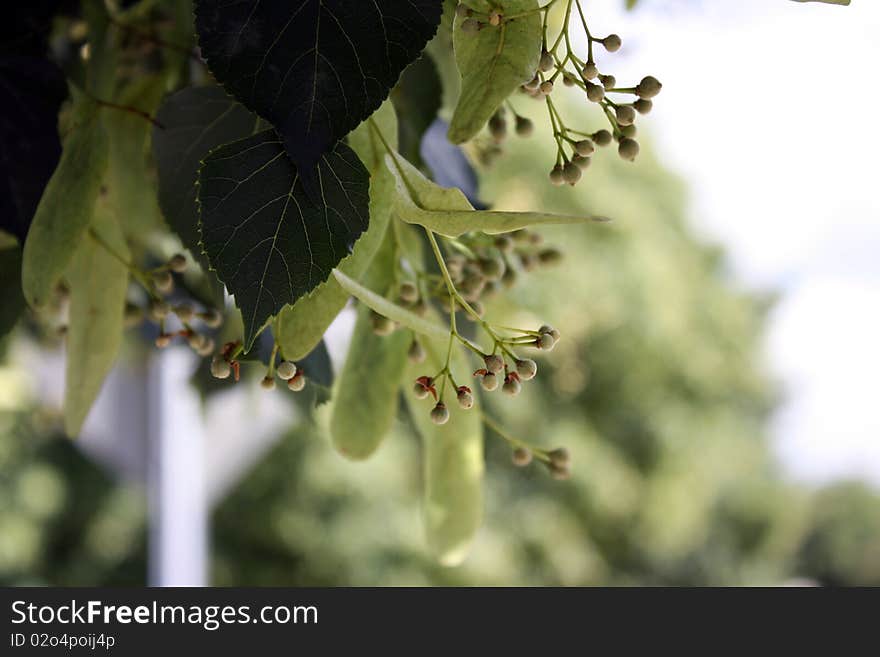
[2,112,879,585]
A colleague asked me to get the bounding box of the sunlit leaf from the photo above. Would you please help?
[330,229,409,460]
[22,96,109,308]
[404,314,484,566]
[386,153,606,237]
[448,0,542,144]
[332,269,448,341]
[153,85,258,302]
[198,130,370,350]
[63,202,129,437]
[194,0,443,172]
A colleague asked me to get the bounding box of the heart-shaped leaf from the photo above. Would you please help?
[448,0,542,144]
[194,0,443,172]
[274,101,398,362]
[386,153,607,237]
[198,130,370,350]
[153,86,258,269]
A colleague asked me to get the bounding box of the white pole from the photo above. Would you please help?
[147,348,208,586]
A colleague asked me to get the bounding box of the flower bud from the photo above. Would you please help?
[539,324,561,340]
[413,381,430,399]
[174,303,195,322]
[124,303,144,328]
[152,270,174,293]
[287,371,306,392]
[408,339,426,364]
[502,375,522,396]
[457,386,474,410]
[512,447,533,467]
[549,165,565,186]
[478,256,505,280]
[494,235,515,253]
[523,75,540,92]
[599,74,616,90]
[155,334,172,348]
[636,75,662,99]
[196,337,215,356]
[211,356,231,379]
[633,98,653,115]
[488,113,507,142]
[187,332,207,350]
[148,299,170,321]
[618,137,639,161]
[581,62,598,80]
[167,253,188,273]
[260,375,276,390]
[549,447,571,468]
[455,3,472,18]
[536,333,557,350]
[480,372,499,391]
[488,10,502,26]
[520,253,538,272]
[619,124,637,139]
[563,74,576,87]
[572,154,591,171]
[430,402,450,425]
[370,311,395,336]
[515,358,537,380]
[501,267,518,289]
[277,360,297,380]
[539,80,554,96]
[399,281,419,304]
[484,353,505,373]
[461,18,482,34]
[585,82,605,103]
[602,34,622,52]
[538,248,564,265]
[593,129,613,147]
[563,161,582,185]
[549,462,571,480]
[515,115,534,137]
[539,50,554,72]
[199,308,223,328]
[574,139,594,156]
[616,105,636,126]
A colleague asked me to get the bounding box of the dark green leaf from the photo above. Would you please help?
[274,100,398,362]
[393,54,442,168]
[0,244,25,339]
[193,0,443,172]
[198,130,370,350]
[153,85,258,298]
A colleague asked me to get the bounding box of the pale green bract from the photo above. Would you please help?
[448,0,542,144]
[332,269,449,342]
[330,229,410,461]
[22,97,109,308]
[386,154,606,237]
[403,319,484,566]
[63,203,129,437]
[273,101,398,361]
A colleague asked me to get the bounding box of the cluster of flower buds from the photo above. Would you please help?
[473,350,537,397]
[512,445,571,480]
[445,230,562,313]
[209,342,308,393]
[457,0,662,185]
[135,253,223,355]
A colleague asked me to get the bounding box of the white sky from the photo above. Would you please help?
[586,0,880,485]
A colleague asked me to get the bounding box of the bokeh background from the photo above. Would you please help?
[1,0,878,586]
